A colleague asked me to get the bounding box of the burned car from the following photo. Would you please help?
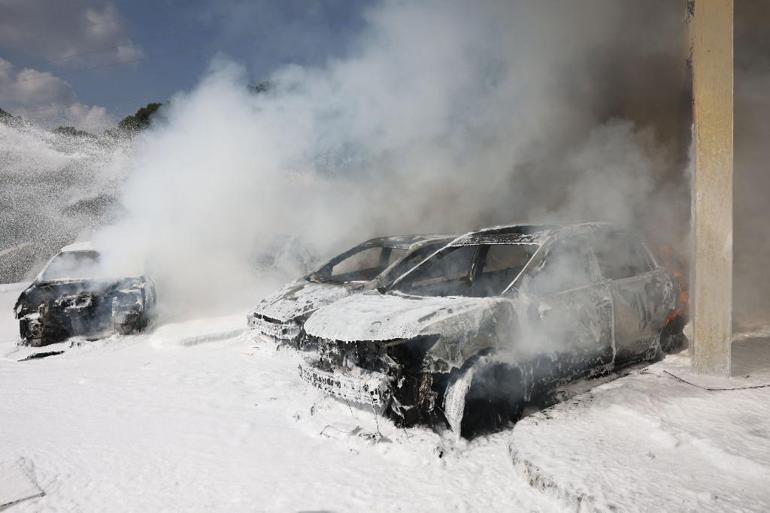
[247,234,453,346]
[14,242,157,346]
[300,223,681,437]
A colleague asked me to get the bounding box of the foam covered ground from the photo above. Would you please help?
[0,283,559,513]
[4,280,769,513]
[510,348,770,513]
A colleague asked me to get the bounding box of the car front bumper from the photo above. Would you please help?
[298,359,392,411]
[247,312,302,343]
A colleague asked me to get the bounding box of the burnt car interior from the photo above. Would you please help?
[309,243,409,284]
[308,238,450,286]
[391,242,538,298]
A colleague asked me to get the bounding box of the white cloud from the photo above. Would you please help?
[0,57,113,131]
[62,103,113,133]
[0,0,143,67]
[114,41,144,65]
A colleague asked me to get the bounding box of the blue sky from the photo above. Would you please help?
[0,0,375,129]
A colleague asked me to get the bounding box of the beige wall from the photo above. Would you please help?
[734,1,770,330]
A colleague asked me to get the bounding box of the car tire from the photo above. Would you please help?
[659,316,688,354]
[19,320,39,346]
[40,318,69,346]
[113,314,146,335]
[443,360,525,439]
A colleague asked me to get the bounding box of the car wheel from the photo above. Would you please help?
[19,320,39,346]
[443,360,524,439]
[659,316,688,354]
[40,318,69,346]
[113,314,146,335]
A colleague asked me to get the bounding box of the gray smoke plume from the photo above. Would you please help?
[1,0,762,336]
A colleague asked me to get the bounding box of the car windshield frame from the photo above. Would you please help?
[388,241,541,298]
[39,250,102,282]
[375,241,449,289]
[307,241,417,285]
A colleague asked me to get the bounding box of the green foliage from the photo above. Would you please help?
[0,107,21,126]
[117,102,163,132]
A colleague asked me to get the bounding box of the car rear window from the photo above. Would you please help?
[481,244,534,274]
[527,239,595,295]
[593,232,654,280]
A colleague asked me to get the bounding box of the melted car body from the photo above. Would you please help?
[247,234,454,346]
[14,242,156,346]
[300,223,679,436]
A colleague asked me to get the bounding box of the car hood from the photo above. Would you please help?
[250,280,361,322]
[303,291,502,342]
[15,277,145,317]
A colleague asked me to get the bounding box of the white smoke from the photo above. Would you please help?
[88,0,690,318]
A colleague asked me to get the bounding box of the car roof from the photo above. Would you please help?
[59,241,96,253]
[449,222,618,246]
[364,234,457,251]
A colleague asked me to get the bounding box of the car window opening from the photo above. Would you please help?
[40,251,102,282]
[311,245,410,285]
[593,231,654,280]
[526,240,595,295]
[392,243,539,298]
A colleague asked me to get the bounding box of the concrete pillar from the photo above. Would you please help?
[690,0,734,375]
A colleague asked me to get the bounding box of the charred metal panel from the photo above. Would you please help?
[422,300,519,371]
[298,359,392,410]
[514,285,614,385]
[251,281,356,325]
[611,270,676,364]
[247,313,302,343]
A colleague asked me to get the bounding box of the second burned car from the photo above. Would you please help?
[299,223,683,437]
[247,234,454,346]
[14,242,157,346]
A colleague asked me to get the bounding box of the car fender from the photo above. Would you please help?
[422,299,519,373]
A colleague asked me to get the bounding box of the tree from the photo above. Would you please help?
[0,107,22,126]
[117,102,163,132]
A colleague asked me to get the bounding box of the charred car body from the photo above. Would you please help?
[247,234,453,346]
[300,223,681,437]
[14,242,157,346]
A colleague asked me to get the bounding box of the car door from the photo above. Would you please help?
[520,235,614,386]
[592,230,672,365]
